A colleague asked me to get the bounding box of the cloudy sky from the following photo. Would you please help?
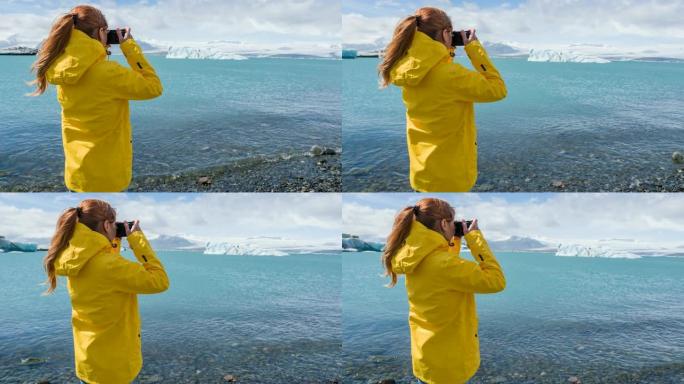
[343,0,684,52]
[0,0,340,45]
[0,193,341,245]
[343,193,684,252]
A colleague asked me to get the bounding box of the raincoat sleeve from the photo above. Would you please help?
[107,39,163,100]
[108,231,169,294]
[445,40,507,103]
[444,230,506,293]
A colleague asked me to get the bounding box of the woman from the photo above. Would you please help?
[31,5,163,192]
[43,199,169,383]
[383,197,506,384]
[379,7,507,192]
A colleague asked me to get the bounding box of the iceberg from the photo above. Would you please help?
[0,46,38,55]
[166,42,340,60]
[204,241,288,256]
[166,46,248,60]
[342,49,358,59]
[342,234,384,252]
[556,244,640,259]
[528,49,610,63]
[0,236,38,252]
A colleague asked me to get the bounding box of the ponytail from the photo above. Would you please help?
[378,15,417,88]
[30,14,75,96]
[382,206,416,287]
[30,5,108,96]
[43,207,79,294]
[382,198,455,287]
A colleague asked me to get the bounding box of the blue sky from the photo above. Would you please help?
[0,193,341,244]
[342,193,684,252]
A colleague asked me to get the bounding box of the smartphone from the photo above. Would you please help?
[451,30,472,47]
[115,221,135,238]
[106,29,122,45]
[454,220,474,237]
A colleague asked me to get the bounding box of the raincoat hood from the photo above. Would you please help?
[54,222,113,277]
[46,28,107,86]
[390,31,451,87]
[392,220,454,274]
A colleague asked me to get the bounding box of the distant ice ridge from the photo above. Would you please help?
[166,47,247,60]
[0,34,38,55]
[556,244,640,259]
[528,49,610,63]
[203,236,339,256]
[204,242,288,256]
[166,42,341,60]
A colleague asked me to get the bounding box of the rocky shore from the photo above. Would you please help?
[5,339,341,383]
[0,149,340,192]
[343,354,684,384]
[343,166,684,192]
[129,150,340,192]
[473,167,684,192]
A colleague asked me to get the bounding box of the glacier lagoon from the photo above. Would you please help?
[0,250,341,383]
[343,251,684,383]
[0,55,341,192]
[342,57,684,192]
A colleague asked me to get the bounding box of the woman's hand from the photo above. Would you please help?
[116,27,132,43]
[460,29,478,46]
[124,220,141,236]
[461,218,479,235]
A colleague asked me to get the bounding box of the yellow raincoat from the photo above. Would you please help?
[54,223,169,384]
[390,31,507,192]
[46,29,163,192]
[392,221,506,384]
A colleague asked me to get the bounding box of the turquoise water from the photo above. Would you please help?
[342,58,684,192]
[0,251,341,383]
[0,56,340,189]
[343,251,684,383]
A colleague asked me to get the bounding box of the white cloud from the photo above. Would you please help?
[342,0,684,53]
[0,193,341,245]
[342,193,684,253]
[0,0,341,45]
